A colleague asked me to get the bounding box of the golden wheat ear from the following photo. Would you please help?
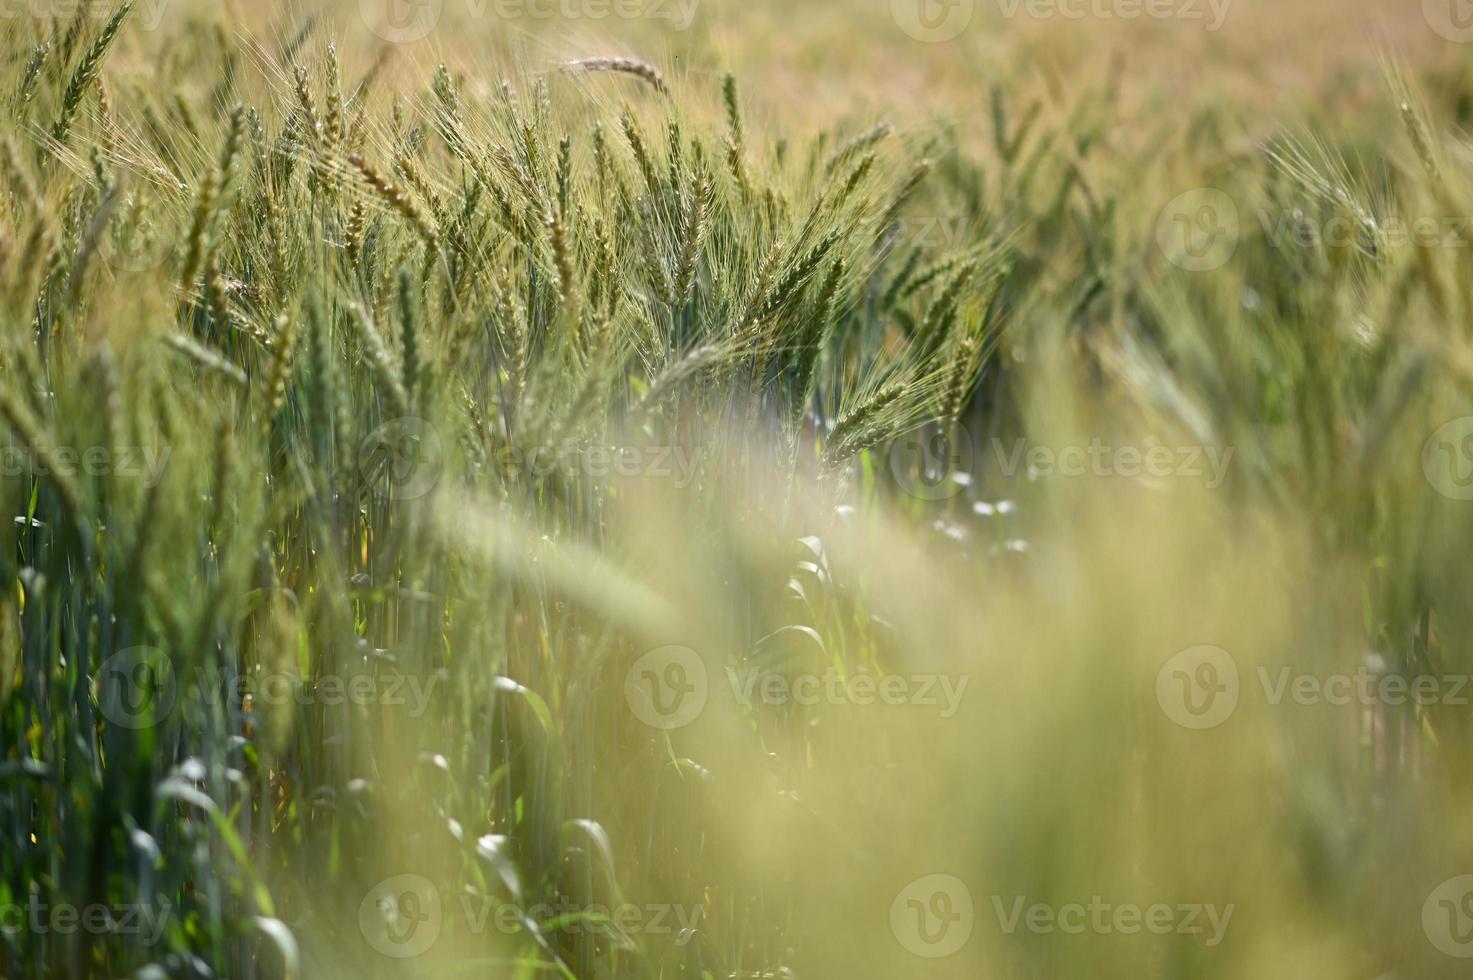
[564,57,669,96]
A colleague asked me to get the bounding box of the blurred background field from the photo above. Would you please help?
[3,0,1473,978]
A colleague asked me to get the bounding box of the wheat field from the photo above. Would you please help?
[2,0,1473,977]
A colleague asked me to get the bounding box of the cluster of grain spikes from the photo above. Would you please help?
[347,152,440,254]
[0,20,1030,978]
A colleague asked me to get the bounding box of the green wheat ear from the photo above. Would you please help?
[824,382,907,464]
[179,106,244,297]
[941,336,981,424]
[349,153,439,251]
[347,301,409,416]
[165,333,248,388]
[51,2,132,146]
[263,312,301,424]
[723,73,743,150]
[18,42,51,106]
[673,163,710,309]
